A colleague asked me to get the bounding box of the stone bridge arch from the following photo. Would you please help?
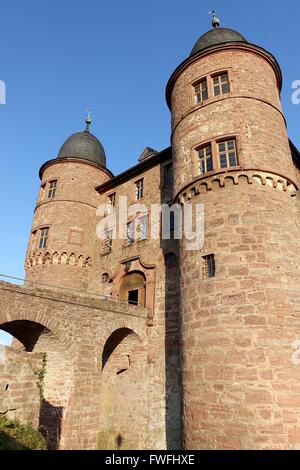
[0,281,149,449]
[98,317,147,361]
[0,295,75,450]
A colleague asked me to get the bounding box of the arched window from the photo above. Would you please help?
[119,271,146,307]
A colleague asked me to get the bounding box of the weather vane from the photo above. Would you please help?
[85,108,92,132]
[209,10,220,28]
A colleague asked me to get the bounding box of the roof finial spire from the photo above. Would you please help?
[85,108,92,132]
[209,10,220,28]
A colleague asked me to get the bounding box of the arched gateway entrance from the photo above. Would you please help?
[99,327,149,449]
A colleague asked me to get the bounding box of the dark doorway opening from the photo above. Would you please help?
[128,289,138,305]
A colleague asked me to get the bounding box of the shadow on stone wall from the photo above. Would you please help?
[39,400,63,450]
[160,171,182,450]
[164,244,182,450]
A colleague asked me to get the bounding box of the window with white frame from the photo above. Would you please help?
[39,227,49,249]
[194,78,208,103]
[196,137,238,174]
[198,144,213,175]
[218,139,238,168]
[135,179,144,200]
[213,72,230,96]
[48,180,57,199]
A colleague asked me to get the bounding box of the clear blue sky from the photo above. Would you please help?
[0,1,299,344]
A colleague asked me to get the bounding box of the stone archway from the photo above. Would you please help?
[98,327,149,450]
[1,320,50,351]
[0,318,74,450]
[0,281,149,450]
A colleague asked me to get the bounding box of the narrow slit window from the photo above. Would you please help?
[202,254,216,279]
[107,193,116,213]
[170,212,175,233]
[164,163,173,187]
[218,139,238,169]
[213,73,230,96]
[198,144,213,175]
[194,78,208,103]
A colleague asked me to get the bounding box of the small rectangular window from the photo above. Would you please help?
[202,254,216,279]
[39,228,49,249]
[194,78,208,103]
[198,144,213,175]
[127,221,135,245]
[164,163,173,187]
[48,180,57,199]
[135,179,144,200]
[139,215,149,240]
[218,139,238,169]
[107,193,116,213]
[213,72,230,96]
[128,289,139,305]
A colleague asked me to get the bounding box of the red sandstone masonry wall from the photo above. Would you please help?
[171,48,297,196]
[170,44,300,449]
[179,177,300,449]
[22,146,181,448]
[0,281,148,449]
[25,161,110,291]
[0,346,42,428]
[95,161,181,449]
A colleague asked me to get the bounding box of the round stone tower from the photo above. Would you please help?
[166,23,300,449]
[25,117,113,291]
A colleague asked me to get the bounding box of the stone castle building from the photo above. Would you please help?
[1,18,300,450]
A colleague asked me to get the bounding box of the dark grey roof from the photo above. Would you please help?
[57,130,106,166]
[190,28,247,56]
[97,147,171,194]
[138,147,158,162]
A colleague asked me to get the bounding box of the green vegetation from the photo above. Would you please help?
[0,416,46,450]
[34,353,47,401]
